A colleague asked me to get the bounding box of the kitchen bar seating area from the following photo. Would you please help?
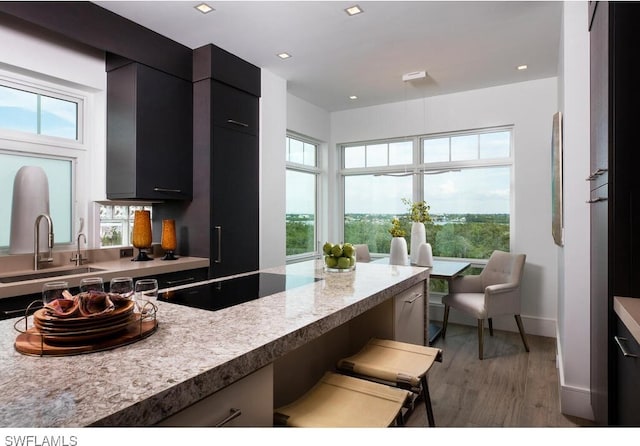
[0,260,433,427]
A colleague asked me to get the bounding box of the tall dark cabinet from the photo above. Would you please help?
[589,1,640,426]
[161,44,261,278]
[106,55,193,200]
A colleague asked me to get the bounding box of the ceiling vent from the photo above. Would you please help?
[402,71,427,82]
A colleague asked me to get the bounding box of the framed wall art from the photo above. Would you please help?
[551,111,563,247]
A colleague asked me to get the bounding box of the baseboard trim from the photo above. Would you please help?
[429,302,556,338]
[556,334,595,421]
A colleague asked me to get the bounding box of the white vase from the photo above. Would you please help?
[9,166,50,254]
[416,242,434,267]
[410,222,426,264]
[389,237,409,266]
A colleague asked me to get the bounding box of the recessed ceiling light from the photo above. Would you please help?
[277,52,292,60]
[517,64,528,71]
[349,95,358,100]
[345,5,363,16]
[195,3,214,14]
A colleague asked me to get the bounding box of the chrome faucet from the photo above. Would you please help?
[34,213,54,270]
[71,233,87,266]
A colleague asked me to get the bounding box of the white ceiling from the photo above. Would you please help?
[94,1,562,112]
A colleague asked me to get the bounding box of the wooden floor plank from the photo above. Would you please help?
[405,323,594,427]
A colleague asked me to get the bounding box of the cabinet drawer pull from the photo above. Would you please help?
[586,168,608,181]
[404,293,421,304]
[214,226,222,263]
[153,187,182,193]
[227,119,249,128]
[215,408,242,427]
[165,277,195,286]
[586,197,608,204]
[614,336,638,358]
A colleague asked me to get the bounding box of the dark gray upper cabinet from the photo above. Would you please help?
[106,57,193,200]
[212,81,259,136]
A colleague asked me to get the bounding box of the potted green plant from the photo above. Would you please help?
[402,198,431,224]
[401,198,431,264]
[388,217,406,238]
[388,217,408,265]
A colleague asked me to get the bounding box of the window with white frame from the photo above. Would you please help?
[0,79,84,251]
[341,127,512,260]
[286,134,320,258]
[0,83,79,140]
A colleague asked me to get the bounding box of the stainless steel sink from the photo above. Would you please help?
[0,267,106,284]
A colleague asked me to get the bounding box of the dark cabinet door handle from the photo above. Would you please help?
[614,336,638,358]
[214,408,242,427]
[585,168,608,181]
[227,119,249,128]
[154,187,182,193]
[586,197,608,204]
[214,226,222,263]
[165,277,196,286]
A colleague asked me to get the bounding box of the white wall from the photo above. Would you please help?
[260,69,288,268]
[330,78,559,338]
[287,94,331,143]
[556,1,592,420]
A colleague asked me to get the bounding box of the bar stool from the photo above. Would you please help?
[336,338,442,427]
[274,371,410,427]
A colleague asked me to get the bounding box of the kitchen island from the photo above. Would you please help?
[0,260,428,427]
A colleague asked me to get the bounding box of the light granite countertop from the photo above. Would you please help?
[614,296,640,344]
[0,260,428,427]
[0,256,210,299]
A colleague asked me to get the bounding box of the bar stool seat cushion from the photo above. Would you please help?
[274,371,409,427]
[336,338,440,388]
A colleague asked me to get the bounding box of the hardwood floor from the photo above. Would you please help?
[405,323,595,427]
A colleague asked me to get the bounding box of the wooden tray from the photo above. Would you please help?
[14,316,158,356]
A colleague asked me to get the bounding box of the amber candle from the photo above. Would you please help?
[161,219,178,260]
[132,210,152,261]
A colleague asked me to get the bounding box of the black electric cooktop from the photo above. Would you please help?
[157,272,322,312]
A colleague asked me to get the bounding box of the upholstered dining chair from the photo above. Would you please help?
[441,250,529,360]
[354,244,371,263]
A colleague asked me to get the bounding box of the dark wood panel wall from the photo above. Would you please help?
[0,1,192,80]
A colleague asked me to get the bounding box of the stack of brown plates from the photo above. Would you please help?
[32,300,136,345]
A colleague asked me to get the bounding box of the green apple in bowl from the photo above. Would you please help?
[325,255,338,268]
[323,241,357,271]
[343,243,355,258]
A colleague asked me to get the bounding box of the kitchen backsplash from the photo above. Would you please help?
[0,244,165,275]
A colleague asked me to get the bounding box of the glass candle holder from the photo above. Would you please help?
[131,210,152,261]
[161,219,178,260]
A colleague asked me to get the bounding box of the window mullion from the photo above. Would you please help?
[36,94,42,135]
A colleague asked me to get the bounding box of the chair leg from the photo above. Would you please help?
[488,317,494,336]
[515,315,530,352]
[477,319,484,360]
[441,305,450,339]
[421,375,436,427]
